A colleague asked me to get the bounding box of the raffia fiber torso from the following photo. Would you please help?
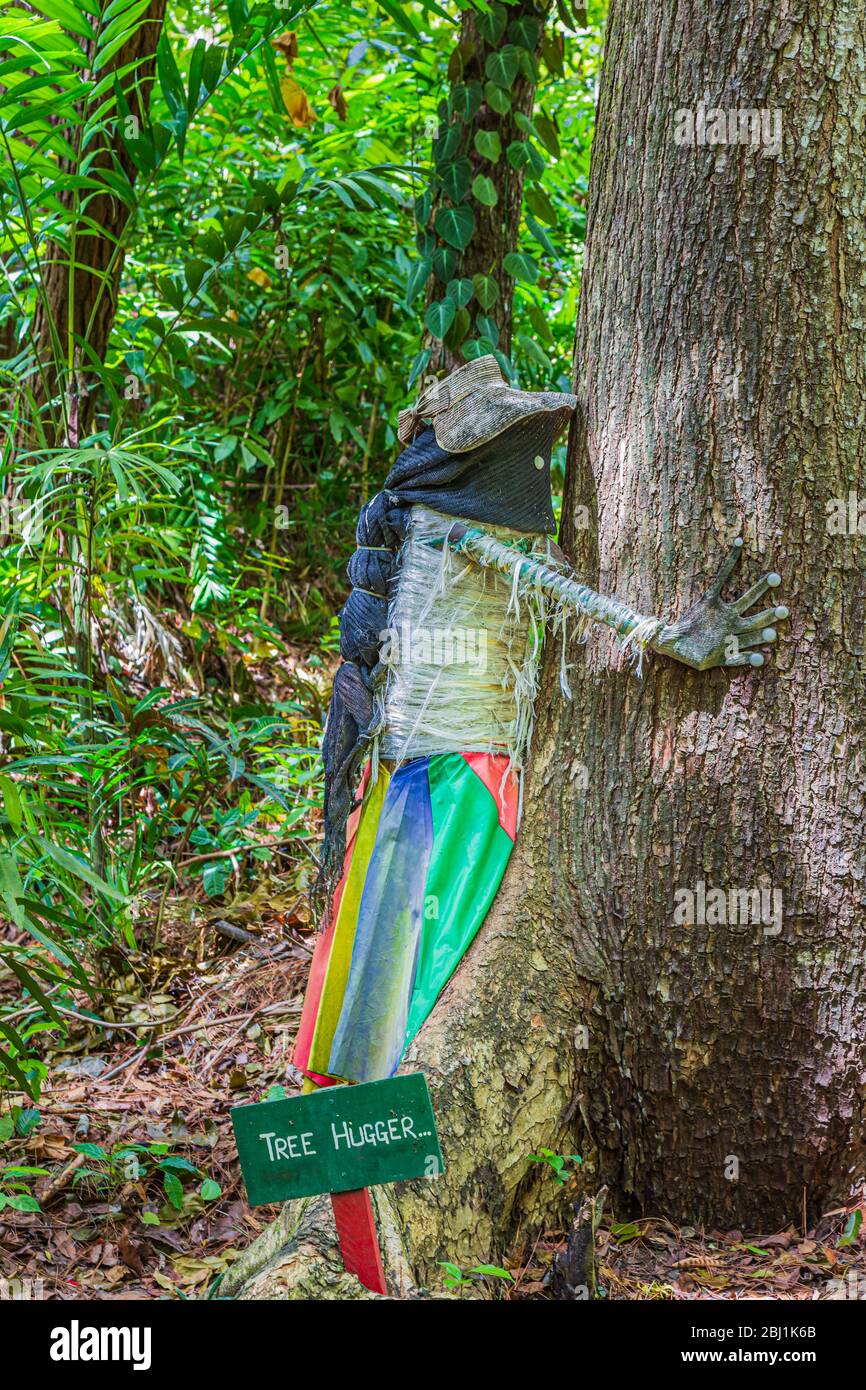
[376,506,552,768]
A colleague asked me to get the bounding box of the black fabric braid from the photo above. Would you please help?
[316,492,409,907]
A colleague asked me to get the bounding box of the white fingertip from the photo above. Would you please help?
[762,627,776,641]
[749,652,764,666]
[774,605,789,619]
[767,572,781,587]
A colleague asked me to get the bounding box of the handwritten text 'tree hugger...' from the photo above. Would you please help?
[258,1111,433,1164]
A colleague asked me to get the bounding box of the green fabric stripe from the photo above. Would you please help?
[404,754,513,1045]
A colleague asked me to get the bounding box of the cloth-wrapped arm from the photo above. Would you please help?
[448,525,788,673]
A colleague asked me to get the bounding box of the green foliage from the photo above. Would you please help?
[0,0,607,1102]
[425,296,456,340]
[527,1146,583,1184]
[0,1107,45,1209]
[473,128,501,162]
[0,1165,47,1213]
[471,173,498,206]
[839,1210,862,1249]
[71,1139,222,1224]
[439,1259,516,1290]
[0,0,424,1098]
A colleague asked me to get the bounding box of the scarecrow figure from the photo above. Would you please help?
[294,357,788,1088]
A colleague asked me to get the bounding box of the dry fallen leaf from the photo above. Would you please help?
[151,1270,181,1295]
[280,75,315,128]
[272,31,298,64]
[119,1229,145,1275]
[328,84,347,121]
[169,1252,233,1287]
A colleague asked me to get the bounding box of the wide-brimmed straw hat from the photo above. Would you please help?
[398,355,577,454]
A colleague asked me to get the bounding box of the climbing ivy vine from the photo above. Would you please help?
[408,0,593,383]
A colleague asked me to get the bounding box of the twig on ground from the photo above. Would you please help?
[179,838,304,867]
[40,1153,86,1205]
[200,1009,262,1079]
[213,920,256,945]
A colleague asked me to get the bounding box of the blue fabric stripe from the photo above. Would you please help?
[328,757,433,1081]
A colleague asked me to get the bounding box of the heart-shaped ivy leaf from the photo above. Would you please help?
[432,124,462,163]
[477,3,507,45]
[507,17,541,50]
[472,173,498,207]
[432,245,459,282]
[437,155,472,203]
[484,45,520,90]
[463,335,498,361]
[506,139,545,179]
[472,273,500,310]
[435,204,475,251]
[484,81,512,116]
[446,277,475,309]
[425,297,457,341]
[449,81,483,123]
[474,128,502,162]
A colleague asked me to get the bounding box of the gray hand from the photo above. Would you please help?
[653,538,789,671]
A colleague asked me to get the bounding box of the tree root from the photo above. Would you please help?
[220,1193,415,1300]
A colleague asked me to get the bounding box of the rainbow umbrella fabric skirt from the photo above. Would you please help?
[295,752,518,1084]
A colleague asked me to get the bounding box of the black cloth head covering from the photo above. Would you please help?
[383,411,561,534]
[316,412,566,908]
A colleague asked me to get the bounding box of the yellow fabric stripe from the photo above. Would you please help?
[308,767,390,1076]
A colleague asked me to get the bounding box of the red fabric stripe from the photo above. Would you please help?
[331,1189,387,1295]
[461,752,519,840]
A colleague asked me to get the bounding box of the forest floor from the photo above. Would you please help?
[3,882,865,1302]
[2,627,863,1302]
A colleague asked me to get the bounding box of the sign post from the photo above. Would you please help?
[330,1188,387,1294]
[231,1073,443,1295]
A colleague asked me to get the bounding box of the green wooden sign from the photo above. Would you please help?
[231,1073,444,1205]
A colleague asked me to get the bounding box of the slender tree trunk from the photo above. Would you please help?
[28,0,166,438]
[17,4,166,882]
[225,0,866,1297]
[423,0,552,371]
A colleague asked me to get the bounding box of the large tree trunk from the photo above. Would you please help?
[560,0,866,1227]
[225,0,866,1297]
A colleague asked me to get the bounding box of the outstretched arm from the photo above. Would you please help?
[448,527,789,672]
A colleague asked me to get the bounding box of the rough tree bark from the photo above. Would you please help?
[224,0,866,1297]
[559,0,866,1227]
